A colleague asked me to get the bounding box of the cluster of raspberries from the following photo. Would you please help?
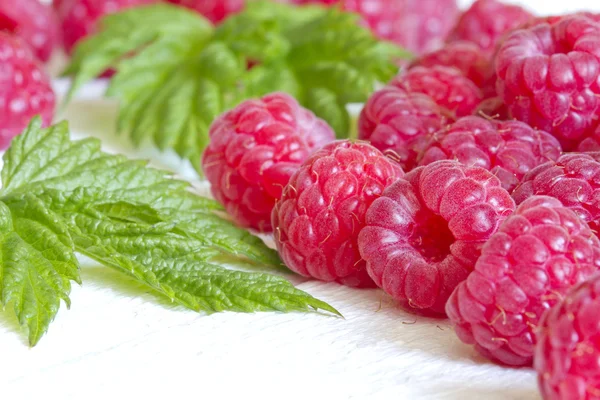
[201,2,600,398]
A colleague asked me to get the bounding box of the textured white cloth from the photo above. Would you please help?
[4,1,600,398]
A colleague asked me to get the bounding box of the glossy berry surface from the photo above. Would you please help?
[0,33,55,149]
[391,66,483,118]
[0,0,59,62]
[535,273,600,400]
[447,196,600,366]
[358,85,452,171]
[418,116,562,192]
[295,0,458,54]
[447,0,533,54]
[359,160,515,313]
[272,140,404,288]
[203,92,334,232]
[410,41,490,87]
[58,0,157,54]
[166,0,244,24]
[495,16,600,151]
[513,153,600,233]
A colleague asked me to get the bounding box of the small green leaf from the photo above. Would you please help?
[304,88,350,138]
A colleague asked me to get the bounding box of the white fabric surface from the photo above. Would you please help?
[5,1,600,398]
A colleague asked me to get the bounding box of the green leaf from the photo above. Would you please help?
[304,88,349,138]
[0,119,337,345]
[64,1,408,173]
[0,197,79,346]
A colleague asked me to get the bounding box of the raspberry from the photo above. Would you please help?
[495,16,600,151]
[513,154,600,233]
[447,0,533,54]
[58,0,157,54]
[357,85,452,172]
[410,41,490,88]
[0,33,55,149]
[202,93,334,232]
[535,274,600,400]
[295,0,458,54]
[391,66,483,118]
[0,0,59,62]
[358,160,515,313]
[166,0,244,24]
[418,116,562,192]
[272,140,404,288]
[446,196,600,366]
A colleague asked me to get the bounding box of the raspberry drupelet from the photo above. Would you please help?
[447,196,600,366]
[203,92,335,232]
[272,140,404,288]
[358,160,515,313]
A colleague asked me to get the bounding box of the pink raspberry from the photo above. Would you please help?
[419,116,561,192]
[447,0,533,54]
[0,0,59,62]
[58,0,157,54]
[294,0,459,54]
[495,16,600,151]
[391,66,483,118]
[203,93,334,232]
[535,273,600,400]
[358,85,452,172]
[513,153,600,233]
[410,41,490,88]
[166,0,244,24]
[358,160,515,313]
[0,33,55,149]
[446,196,600,366]
[272,140,404,288]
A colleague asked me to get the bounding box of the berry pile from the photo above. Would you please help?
[9,0,600,397]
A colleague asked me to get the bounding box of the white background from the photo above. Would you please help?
[4,1,600,399]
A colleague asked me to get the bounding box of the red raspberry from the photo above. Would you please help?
[535,273,600,400]
[0,0,59,62]
[358,85,452,172]
[359,160,515,313]
[166,0,244,24]
[203,93,334,232]
[294,0,458,55]
[495,16,600,151]
[446,196,600,366]
[410,41,490,88]
[0,33,55,149]
[272,140,404,288]
[447,0,533,54]
[513,154,600,233]
[391,66,483,118]
[58,0,157,54]
[419,116,562,192]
